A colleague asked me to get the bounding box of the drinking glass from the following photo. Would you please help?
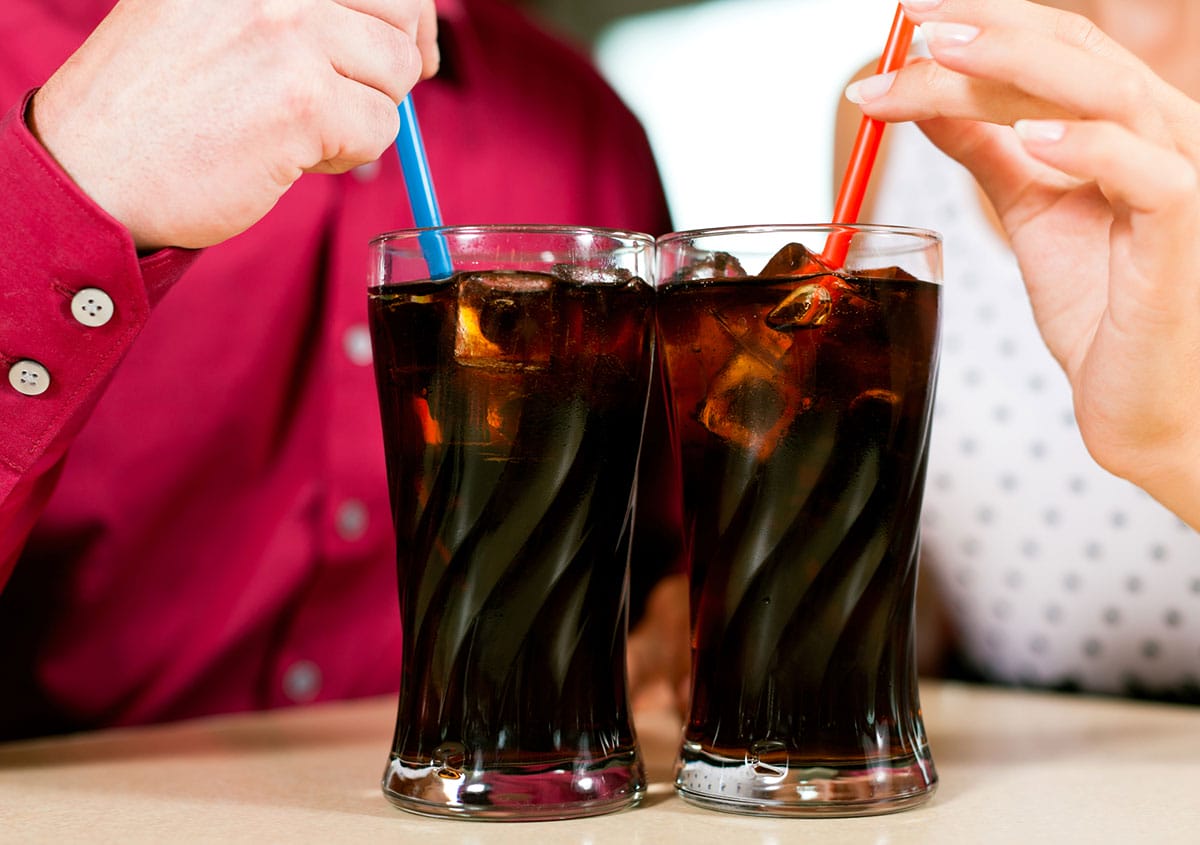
[655,224,942,816]
[368,225,656,820]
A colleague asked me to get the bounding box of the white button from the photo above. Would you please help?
[282,660,322,703]
[352,159,381,182]
[335,499,369,541]
[8,359,50,396]
[71,287,115,327]
[343,324,373,366]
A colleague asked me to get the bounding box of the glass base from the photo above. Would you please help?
[674,747,936,817]
[382,750,645,821]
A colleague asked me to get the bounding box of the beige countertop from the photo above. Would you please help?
[2,680,1198,843]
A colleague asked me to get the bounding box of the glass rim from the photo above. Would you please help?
[656,222,942,247]
[369,223,656,248]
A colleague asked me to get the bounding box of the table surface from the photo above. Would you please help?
[2,680,1198,843]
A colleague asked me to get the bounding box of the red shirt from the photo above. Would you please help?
[0,0,672,738]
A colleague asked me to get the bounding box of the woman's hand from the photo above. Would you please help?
[29,0,439,251]
[848,0,1200,529]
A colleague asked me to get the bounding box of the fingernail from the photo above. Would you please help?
[1014,119,1067,143]
[921,22,981,47]
[901,0,943,11]
[845,71,897,105]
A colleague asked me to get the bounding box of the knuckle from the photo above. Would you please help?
[387,35,422,94]
[249,0,307,36]
[375,100,401,152]
[1054,10,1108,54]
[1162,156,1200,206]
[1104,70,1151,119]
[281,75,323,125]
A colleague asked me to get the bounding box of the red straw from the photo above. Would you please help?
[821,5,915,267]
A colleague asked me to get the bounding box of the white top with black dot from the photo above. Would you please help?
[873,123,1200,699]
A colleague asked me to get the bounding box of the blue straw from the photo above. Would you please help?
[395,94,454,278]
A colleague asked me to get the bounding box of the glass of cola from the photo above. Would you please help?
[655,224,943,816]
[368,225,656,820]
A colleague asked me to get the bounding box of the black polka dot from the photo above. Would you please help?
[1043,508,1061,526]
[1125,576,1143,594]
[1083,638,1103,658]
[1064,573,1082,592]
[1084,541,1103,561]
[1102,607,1121,626]
[1142,640,1162,660]
[1030,635,1048,655]
[1029,441,1047,460]
[1068,476,1087,494]
[999,474,1019,492]
[1021,539,1039,558]
[1045,604,1063,624]
[1165,609,1183,628]
[1191,578,1200,595]
[1149,544,1169,563]
[1110,511,1128,529]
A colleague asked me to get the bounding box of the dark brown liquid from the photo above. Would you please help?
[369,270,652,813]
[656,271,940,770]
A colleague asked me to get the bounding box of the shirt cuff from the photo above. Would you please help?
[0,89,198,488]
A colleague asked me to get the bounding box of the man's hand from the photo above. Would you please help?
[627,573,691,719]
[29,0,439,251]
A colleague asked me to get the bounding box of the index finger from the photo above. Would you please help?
[337,0,440,81]
[416,1,439,79]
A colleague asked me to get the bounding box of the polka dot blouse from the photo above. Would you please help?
[872,123,1200,701]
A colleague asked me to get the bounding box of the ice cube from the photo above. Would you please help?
[758,242,833,277]
[765,272,887,331]
[455,271,555,369]
[849,389,901,437]
[551,263,634,286]
[854,264,919,282]
[697,350,809,459]
[851,388,900,414]
[763,278,835,330]
[670,251,747,283]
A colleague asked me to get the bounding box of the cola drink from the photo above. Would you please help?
[656,231,941,816]
[368,250,653,820]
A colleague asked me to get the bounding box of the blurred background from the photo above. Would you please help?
[517,0,902,229]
